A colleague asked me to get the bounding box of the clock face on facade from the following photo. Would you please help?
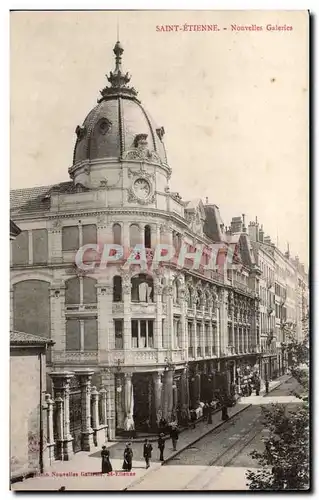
[133,178,151,199]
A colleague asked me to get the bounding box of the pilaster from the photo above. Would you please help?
[50,284,66,352]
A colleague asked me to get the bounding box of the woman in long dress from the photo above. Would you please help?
[122,443,133,471]
[101,446,112,474]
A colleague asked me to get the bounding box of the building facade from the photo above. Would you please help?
[10,42,307,460]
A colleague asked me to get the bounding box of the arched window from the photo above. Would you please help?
[113,276,122,302]
[130,224,140,247]
[131,274,153,303]
[13,280,50,338]
[144,225,151,248]
[113,224,122,245]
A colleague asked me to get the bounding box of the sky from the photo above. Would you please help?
[10,10,309,265]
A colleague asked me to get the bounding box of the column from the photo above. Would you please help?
[162,369,174,422]
[180,367,190,420]
[234,325,239,354]
[100,369,116,440]
[78,370,94,451]
[54,397,64,460]
[215,307,221,358]
[153,275,163,349]
[165,283,174,350]
[194,370,201,407]
[91,386,100,431]
[219,290,228,355]
[207,303,213,357]
[99,388,107,426]
[192,319,198,358]
[121,272,132,351]
[44,394,55,464]
[153,371,163,424]
[123,372,134,431]
[50,371,74,460]
[200,320,205,357]
[96,282,113,361]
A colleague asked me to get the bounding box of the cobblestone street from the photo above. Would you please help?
[11,375,296,491]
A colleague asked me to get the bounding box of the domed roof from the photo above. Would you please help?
[72,41,168,167]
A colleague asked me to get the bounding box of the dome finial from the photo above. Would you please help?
[98,41,138,102]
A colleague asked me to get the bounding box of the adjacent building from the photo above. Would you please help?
[10,220,54,481]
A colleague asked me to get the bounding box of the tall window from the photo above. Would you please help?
[113,276,122,302]
[62,226,79,251]
[130,224,140,247]
[11,230,29,265]
[66,318,98,351]
[131,319,154,348]
[114,320,124,349]
[144,225,151,248]
[113,224,122,245]
[65,276,98,351]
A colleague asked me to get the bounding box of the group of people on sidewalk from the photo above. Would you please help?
[100,427,180,474]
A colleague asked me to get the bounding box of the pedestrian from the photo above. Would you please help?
[265,378,269,394]
[207,404,213,424]
[248,381,252,396]
[158,433,165,461]
[101,445,112,474]
[190,410,197,429]
[143,439,153,469]
[122,442,133,471]
[170,425,179,451]
[221,405,229,421]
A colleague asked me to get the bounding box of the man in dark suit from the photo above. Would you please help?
[143,439,153,469]
[158,433,165,462]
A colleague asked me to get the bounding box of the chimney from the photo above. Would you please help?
[259,224,264,243]
[230,216,243,233]
[242,213,246,233]
[285,242,290,259]
[248,221,258,242]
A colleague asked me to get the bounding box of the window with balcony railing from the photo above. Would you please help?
[131,319,154,348]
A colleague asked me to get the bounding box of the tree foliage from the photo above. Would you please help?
[246,314,310,490]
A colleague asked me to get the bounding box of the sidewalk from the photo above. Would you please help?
[11,374,290,491]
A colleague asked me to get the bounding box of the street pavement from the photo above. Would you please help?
[11,374,293,491]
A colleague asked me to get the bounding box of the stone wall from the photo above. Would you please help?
[10,348,45,479]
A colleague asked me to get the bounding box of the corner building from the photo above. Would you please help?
[10,42,261,457]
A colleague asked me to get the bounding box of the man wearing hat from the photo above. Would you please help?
[158,433,165,462]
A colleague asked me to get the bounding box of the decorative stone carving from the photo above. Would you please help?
[123,134,162,164]
[127,167,155,181]
[75,125,86,141]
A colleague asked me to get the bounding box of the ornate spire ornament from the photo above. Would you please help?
[98,41,138,102]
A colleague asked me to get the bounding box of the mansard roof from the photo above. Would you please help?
[10,181,74,214]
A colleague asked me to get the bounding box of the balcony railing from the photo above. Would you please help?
[52,350,99,364]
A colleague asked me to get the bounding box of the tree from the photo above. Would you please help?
[246,314,309,490]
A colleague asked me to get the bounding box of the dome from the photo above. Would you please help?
[72,41,168,168]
